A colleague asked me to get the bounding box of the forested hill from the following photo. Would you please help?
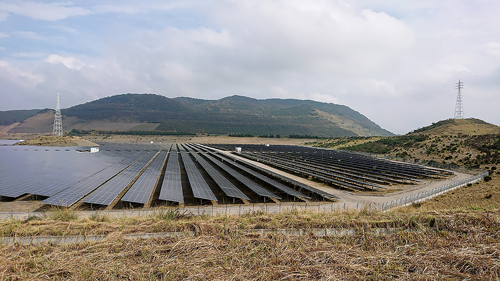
[3,94,393,137]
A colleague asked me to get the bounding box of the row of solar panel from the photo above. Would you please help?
[205,143,452,191]
[190,144,338,200]
[2,143,328,207]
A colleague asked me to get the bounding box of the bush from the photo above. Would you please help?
[484,176,492,182]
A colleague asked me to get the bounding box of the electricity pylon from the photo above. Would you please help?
[52,92,63,136]
[454,80,464,119]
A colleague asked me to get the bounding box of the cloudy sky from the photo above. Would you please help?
[0,0,499,134]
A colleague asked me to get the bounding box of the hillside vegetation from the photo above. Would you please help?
[409,118,500,135]
[311,118,500,169]
[1,94,393,137]
[0,109,41,126]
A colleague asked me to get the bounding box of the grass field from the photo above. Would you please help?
[1,208,499,279]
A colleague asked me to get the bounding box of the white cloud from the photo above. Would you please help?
[0,60,44,88]
[0,1,89,21]
[45,54,87,70]
[484,42,500,59]
[360,79,398,97]
[208,0,414,75]
[12,52,44,58]
[13,31,48,40]
[0,32,8,38]
[92,3,178,15]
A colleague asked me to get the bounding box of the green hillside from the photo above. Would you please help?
[311,118,500,169]
[62,94,188,122]
[3,94,394,137]
[0,109,42,126]
[409,118,500,135]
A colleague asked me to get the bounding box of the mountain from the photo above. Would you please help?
[0,109,42,126]
[6,109,56,133]
[409,118,500,135]
[1,93,393,137]
[63,94,188,122]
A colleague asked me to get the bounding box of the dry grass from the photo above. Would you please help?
[1,209,499,280]
[14,135,98,147]
[404,173,500,212]
[412,118,500,136]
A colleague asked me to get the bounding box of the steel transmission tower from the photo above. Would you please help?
[52,92,63,136]
[454,80,464,119]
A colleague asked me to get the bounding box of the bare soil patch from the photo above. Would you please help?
[0,201,42,213]
[6,110,54,134]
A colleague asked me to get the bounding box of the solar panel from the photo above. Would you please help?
[82,151,157,206]
[208,152,310,199]
[179,148,218,202]
[195,144,338,200]
[159,146,184,203]
[0,149,135,198]
[121,150,168,204]
[42,152,147,207]
[189,151,250,200]
[200,152,280,199]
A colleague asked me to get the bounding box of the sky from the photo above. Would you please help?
[0,0,499,134]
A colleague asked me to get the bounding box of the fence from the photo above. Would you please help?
[0,201,372,220]
[377,171,489,211]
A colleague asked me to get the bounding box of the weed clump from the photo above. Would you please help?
[89,212,110,222]
[150,209,187,221]
[45,207,79,221]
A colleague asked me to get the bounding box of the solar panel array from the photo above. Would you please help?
[121,150,168,204]
[0,148,131,198]
[186,147,250,201]
[159,145,184,203]
[3,142,366,207]
[42,152,147,207]
[205,151,310,199]
[190,144,337,200]
[205,144,452,192]
[81,151,158,206]
[179,145,218,202]
[199,151,280,200]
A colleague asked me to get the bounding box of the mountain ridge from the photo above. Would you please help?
[1,93,393,137]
